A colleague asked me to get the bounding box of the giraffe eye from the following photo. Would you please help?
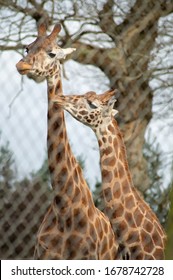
[48,52,56,58]
[25,47,29,54]
[87,100,97,109]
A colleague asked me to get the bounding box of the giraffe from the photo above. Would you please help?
[16,23,117,259]
[54,89,167,260]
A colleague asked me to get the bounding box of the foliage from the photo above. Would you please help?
[76,155,86,172]
[0,139,16,190]
[30,157,50,184]
[92,181,103,209]
[0,139,51,259]
[143,133,170,225]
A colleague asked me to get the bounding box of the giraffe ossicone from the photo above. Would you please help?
[16,23,118,260]
[54,89,166,260]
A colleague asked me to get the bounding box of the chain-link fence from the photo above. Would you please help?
[0,1,173,259]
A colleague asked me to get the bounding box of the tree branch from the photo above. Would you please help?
[115,0,173,35]
[97,0,117,42]
[0,0,51,26]
[0,44,24,51]
[71,41,106,68]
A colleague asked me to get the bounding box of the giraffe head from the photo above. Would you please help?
[54,89,118,130]
[16,23,76,79]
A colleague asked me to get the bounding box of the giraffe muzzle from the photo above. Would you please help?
[16,60,32,75]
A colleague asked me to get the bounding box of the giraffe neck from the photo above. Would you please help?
[46,66,71,193]
[95,117,133,196]
[95,117,140,253]
[95,117,166,259]
[47,64,63,97]
[46,67,94,209]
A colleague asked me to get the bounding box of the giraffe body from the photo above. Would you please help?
[54,90,166,260]
[16,24,117,259]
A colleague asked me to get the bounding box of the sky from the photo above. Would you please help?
[0,48,173,190]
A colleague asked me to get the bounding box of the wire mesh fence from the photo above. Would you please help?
[0,0,173,259]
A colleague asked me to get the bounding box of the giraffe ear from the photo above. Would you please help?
[55,48,76,60]
[57,48,76,59]
[106,96,118,117]
[108,95,117,106]
[108,96,117,111]
[112,109,119,117]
